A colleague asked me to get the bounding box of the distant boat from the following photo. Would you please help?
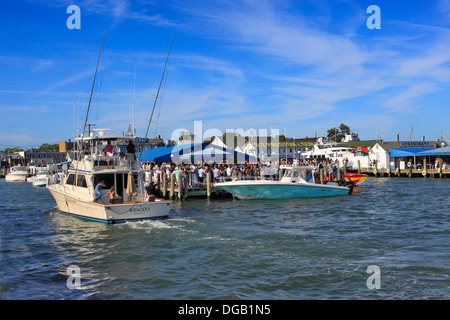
[301,144,356,161]
[5,166,28,182]
[215,166,352,199]
[31,170,54,187]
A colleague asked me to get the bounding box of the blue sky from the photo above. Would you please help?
[1,0,450,149]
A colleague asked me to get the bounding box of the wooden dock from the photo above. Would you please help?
[354,168,450,178]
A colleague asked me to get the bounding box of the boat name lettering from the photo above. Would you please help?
[130,206,151,213]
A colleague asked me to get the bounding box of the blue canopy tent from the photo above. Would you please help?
[137,145,175,162]
[389,147,448,169]
[177,144,256,163]
[416,146,450,156]
[138,142,255,163]
[389,148,435,157]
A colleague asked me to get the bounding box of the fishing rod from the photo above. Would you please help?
[144,37,173,141]
[137,37,173,162]
[82,30,106,138]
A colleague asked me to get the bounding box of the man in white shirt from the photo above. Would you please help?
[213,166,220,181]
[226,165,232,176]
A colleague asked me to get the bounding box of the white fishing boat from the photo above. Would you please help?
[5,166,29,182]
[215,166,352,199]
[47,131,171,223]
[46,31,171,224]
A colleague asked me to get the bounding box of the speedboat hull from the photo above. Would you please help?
[344,173,368,185]
[33,177,49,187]
[48,186,170,224]
[215,180,350,199]
[5,174,28,182]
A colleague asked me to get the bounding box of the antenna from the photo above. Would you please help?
[132,65,136,136]
[74,80,77,142]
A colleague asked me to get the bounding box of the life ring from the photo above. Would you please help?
[373,169,377,175]
[386,169,390,174]
[407,162,412,168]
[422,170,426,176]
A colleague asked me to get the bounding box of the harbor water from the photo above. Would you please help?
[0,177,448,300]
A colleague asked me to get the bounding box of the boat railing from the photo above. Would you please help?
[214,174,280,184]
[84,152,139,170]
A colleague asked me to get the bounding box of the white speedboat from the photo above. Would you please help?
[5,166,28,182]
[215,166,352,199]
[32,170,54,187]
[47,132,171,224]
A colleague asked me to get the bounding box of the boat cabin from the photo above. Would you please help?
[280,167,315,184]
[63,130,147,203]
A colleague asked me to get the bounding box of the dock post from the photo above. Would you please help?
[374,161,378,177]
[162,172,167,198]
[177,175,182,200]
[182,174,188,199]
[320,168,324,184]
[278,169,283,181]
[170,173,175,200]
[357,160,361,174]
[439,158,442,179]
[408,159,412,178]
[206,173,211,198]
[423,159,427,178]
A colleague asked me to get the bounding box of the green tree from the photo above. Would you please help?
[2,147,24,153]
[327,123,352,142]
[37,143,59,151]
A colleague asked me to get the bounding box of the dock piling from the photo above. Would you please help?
[170,173,175,199]
[206,173,211,198]
[162,172,167,198]
[423,159,427,178]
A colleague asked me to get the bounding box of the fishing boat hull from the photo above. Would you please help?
[215,180,350,199]
[48,186,170,224]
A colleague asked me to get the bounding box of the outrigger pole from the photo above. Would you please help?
[82,30,106,138]
[144,37,173,141]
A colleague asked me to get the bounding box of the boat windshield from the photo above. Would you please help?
[284,168,314,182]
[283,171,298,178]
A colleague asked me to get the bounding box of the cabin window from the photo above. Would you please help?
[66,174,75,185]
[76,175,88,188]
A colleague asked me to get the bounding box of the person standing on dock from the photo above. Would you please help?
[173,166,183,186]
[198,165,205,183]
[213,165,220,182]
